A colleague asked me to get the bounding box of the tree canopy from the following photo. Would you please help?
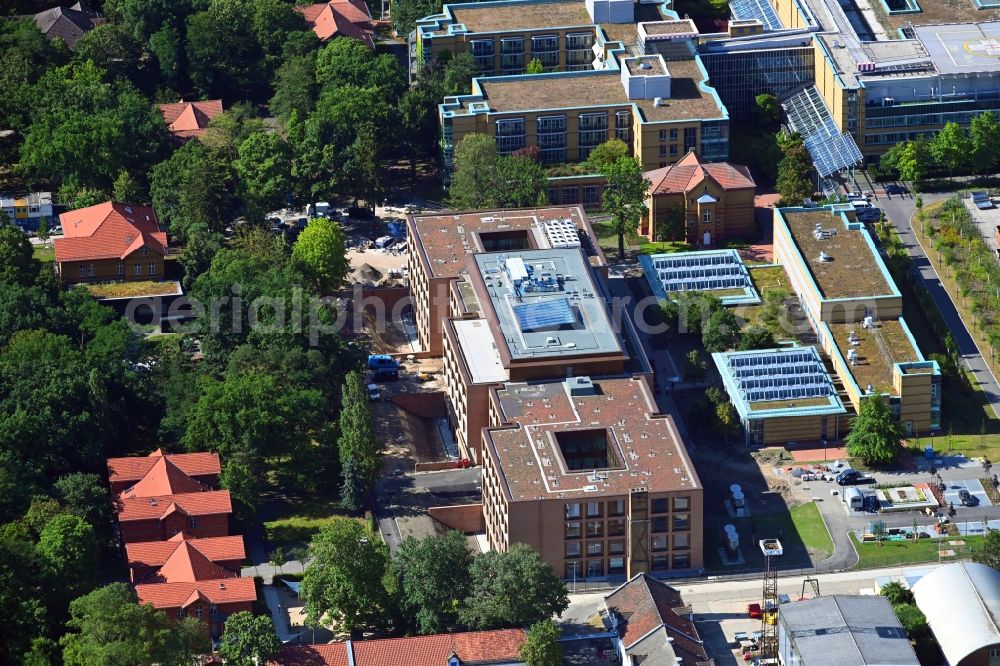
[602,156,650,260]
[392,531,474,634]
[844,396,903,466]
[218,611,281,666]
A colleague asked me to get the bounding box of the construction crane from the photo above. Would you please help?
[759,539,783,664]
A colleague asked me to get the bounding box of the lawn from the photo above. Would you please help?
[849,532,984,569]
[32,244,54,262]
[704,501,833,572]
[263,494,358,550]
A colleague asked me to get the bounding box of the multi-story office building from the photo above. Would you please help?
[442,247,651,458]
[405,205,606,356]
[440,48,729,178]
[481,374,703,581]
[773,205,940,435]
[416,0,602,75]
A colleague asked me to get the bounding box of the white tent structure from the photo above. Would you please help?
[912,562,1000,666]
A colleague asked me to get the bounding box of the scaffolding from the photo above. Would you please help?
[759,539,783,663]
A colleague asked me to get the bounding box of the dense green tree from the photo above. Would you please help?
[449,133,500,209]
[218,611,281,666]
[495,154,548,207]
[0,17,63,130]
[892,603,930,641]
[973,528,1000,569]
[219,456,260,523]
[60,583,174,666]
[702,307,739,352]
[880,581,915,606]
[235,131,293,222]
[182,371,326,478]
[520,619,563,666]
[931,122,971,175]
[53,473,111,543]
[585,138,630,173]
[0,283,61,346]
[392,531,474,634]
[738,325,777,350]
[398,81,443,174]
[301,519,391,631]
[338,455,366,513]
[970,111,1000,175]
[167,617,212,666]
[73,23,144,83]
[0,330,108,520]
[112,170,142,204]
[896,140,932,184]
[19,61,167,193]
[461,544,568,630]
[443,52,477,96]
[0,224,37,287]
[754,93,781,123]
[292,217,349,294]
[0,536,46,664]
[343,127,386,209]
[683,349,708,382]
[844,395,903,465]
[22,497,68,537]
[602,156,650,260]
[316,37,406,101]
[37,514,99,600]
[775,132,813,206]
[177,229,222,290]
[270,51,319,122]
[148,24,186,92]
[338,371,381,503]
[527,57,544,74]
[290,84,394,204]
[150,139,236,240]
[391,0,444,41]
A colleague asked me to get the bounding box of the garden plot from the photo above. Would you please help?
[942,479,992,508]
[875,483,939,513]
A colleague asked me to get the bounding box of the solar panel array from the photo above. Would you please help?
[651,251,751,294]
[781,86,863,178]
[513,298,576,331]
[729,0,783,32]
[725,349,834,404]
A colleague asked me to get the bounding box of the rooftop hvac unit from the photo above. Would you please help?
[653,96,664,107]
[818,251,832,262]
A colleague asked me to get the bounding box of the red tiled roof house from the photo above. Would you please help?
[107,449,221,494]
[158,100,225,142]
[271,628,528,665]
[295,0,375,48]
[125,532,246,584]
[54,202,167,285]
[133,540,256,641]
[643,151,756,245]
[109,450,231,543]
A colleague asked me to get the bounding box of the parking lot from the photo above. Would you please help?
[942,478,992,508]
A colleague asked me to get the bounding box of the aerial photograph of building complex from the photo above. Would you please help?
[5,0,1000,663]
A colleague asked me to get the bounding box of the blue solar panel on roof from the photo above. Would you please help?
[513,298,575,331]
[729,0,782,31]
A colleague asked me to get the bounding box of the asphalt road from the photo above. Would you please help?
[878,191,1000,419]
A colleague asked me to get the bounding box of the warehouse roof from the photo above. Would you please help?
[913,562,1000,666]
[778,596,919,666]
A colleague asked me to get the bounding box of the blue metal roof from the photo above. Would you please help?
[513,298,575,331]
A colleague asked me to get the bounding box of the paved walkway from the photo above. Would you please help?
[880,192,1000,419]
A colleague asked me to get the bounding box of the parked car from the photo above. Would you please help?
[368,354,400,380]
[959,488,977,506]
[884,184,908,195]
[747,603,762,619]
[366,384,381,401]
[836,469,875,486]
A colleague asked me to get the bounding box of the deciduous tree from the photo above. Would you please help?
[602,156,650,260]
[218,611,281,666]
[844,395,903,465]
[461,544,568,630]
[520,619,563,666]
[970,111,1000,175]
[392,531,474,634]
[738,325,777,350]
[973,528,1000,569]
[449,133,499,209]
[585,138,630,173]
[301,518,391,631]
